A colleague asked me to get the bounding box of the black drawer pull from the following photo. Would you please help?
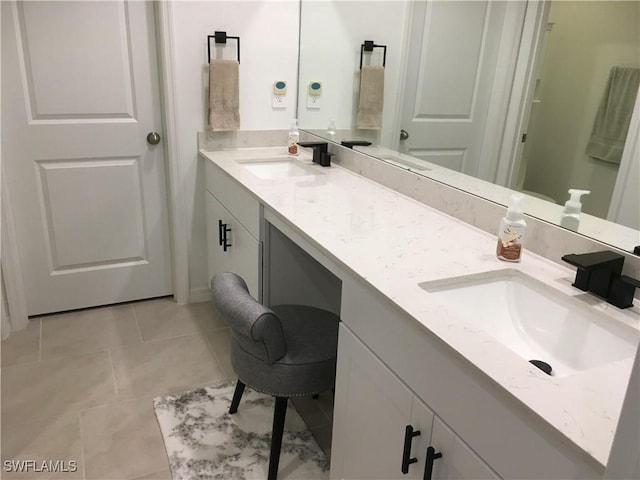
[423,446,442,480]
[218,219,224,246]
[218,219,232,251]
[401,425,421,474]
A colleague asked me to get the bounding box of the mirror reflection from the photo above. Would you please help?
[298,0,640,253]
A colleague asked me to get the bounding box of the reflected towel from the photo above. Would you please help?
[586,66,640,164]
[356,65,384,130]
[208,59,240,131]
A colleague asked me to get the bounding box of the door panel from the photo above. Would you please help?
[401,0,507,175]
[2,1,172,315]
[17,1,135,120]
[415,1,488,117]
[36,158,146,270]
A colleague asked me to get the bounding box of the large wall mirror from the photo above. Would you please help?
[298,0,640,253]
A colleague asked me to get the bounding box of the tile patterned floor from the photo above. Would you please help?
[1,298,333,479]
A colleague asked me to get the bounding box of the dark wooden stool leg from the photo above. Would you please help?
[268,397,288,480]
[229,380,245,414]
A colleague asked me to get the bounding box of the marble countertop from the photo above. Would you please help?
[200,146,639,467]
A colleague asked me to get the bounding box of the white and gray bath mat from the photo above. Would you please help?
[154,383,329,479]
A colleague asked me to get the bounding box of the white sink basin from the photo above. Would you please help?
[419,269,638,377]
[238,157,321,179]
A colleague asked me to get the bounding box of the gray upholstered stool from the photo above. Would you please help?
[211,272,339,480]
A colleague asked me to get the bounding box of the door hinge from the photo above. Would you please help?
[521,133,527,143]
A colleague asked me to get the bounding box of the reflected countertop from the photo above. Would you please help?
[353,144,640,253]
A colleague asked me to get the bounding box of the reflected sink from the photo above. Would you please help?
[419,269,638,377]
[238,157,321,179]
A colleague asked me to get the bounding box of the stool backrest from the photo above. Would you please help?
[211,272,286,364]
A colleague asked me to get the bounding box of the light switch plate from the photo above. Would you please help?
[272,80,287,109]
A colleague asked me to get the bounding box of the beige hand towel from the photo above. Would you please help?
[208,59,240,131]
[356,65,385,130]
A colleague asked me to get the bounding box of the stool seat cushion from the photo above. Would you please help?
[231,304,339,397]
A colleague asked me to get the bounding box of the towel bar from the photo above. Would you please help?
[208,31,240,64]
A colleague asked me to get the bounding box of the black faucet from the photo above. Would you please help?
[608,275,640,309]
[561,251,624,298]
[562,250,639,308]
[298,142,333,167]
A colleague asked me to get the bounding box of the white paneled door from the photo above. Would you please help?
[400,0,508,176]
[1,1,172,316]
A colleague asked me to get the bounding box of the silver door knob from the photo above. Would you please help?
[146,132,161,145]
[400,129,409,140]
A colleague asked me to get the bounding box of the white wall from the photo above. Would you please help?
[523,1,639,217]
[166,1,300,299]
[297,1,409,147]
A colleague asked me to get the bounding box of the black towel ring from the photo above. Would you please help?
[360,40,387,69]
[208,31,240,64]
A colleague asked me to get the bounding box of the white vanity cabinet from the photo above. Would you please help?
[331,324,500,480]
[205,159,261,299]
[429,416,500,480]
[337,278,602,480]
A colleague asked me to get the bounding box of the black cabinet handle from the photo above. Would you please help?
[218,219,232,251]
[218,219,224,246]
[401,425,421,474]
[423,446,442,480]
[222,225,231,251]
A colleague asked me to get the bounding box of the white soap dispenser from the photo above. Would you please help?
[560,189,590,232]
[496,194,527,262]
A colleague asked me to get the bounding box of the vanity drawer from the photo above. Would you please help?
[205,157,260,239]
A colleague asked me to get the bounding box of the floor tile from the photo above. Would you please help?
[1,413,83,479]
[110,334,225,400]
[41,305,141,361]
[1,351,116,423]
[206,328,234,380]
[133,298,227,342]
[131,469,172,480]
[1,299,335,477]
[82,397,169,480]
[1,320,40,368]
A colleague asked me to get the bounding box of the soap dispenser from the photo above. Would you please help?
[496,194,527,262]
[288,119,299,155]
[560,189,590,232]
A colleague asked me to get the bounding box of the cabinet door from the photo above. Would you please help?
[429,417,500,480]
[331,324,433,480]
[206,191,261,299]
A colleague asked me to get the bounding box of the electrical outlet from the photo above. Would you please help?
[272,80,287,109]
[307,81,322,109]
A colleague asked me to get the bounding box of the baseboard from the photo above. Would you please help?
[189,287,212,304]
